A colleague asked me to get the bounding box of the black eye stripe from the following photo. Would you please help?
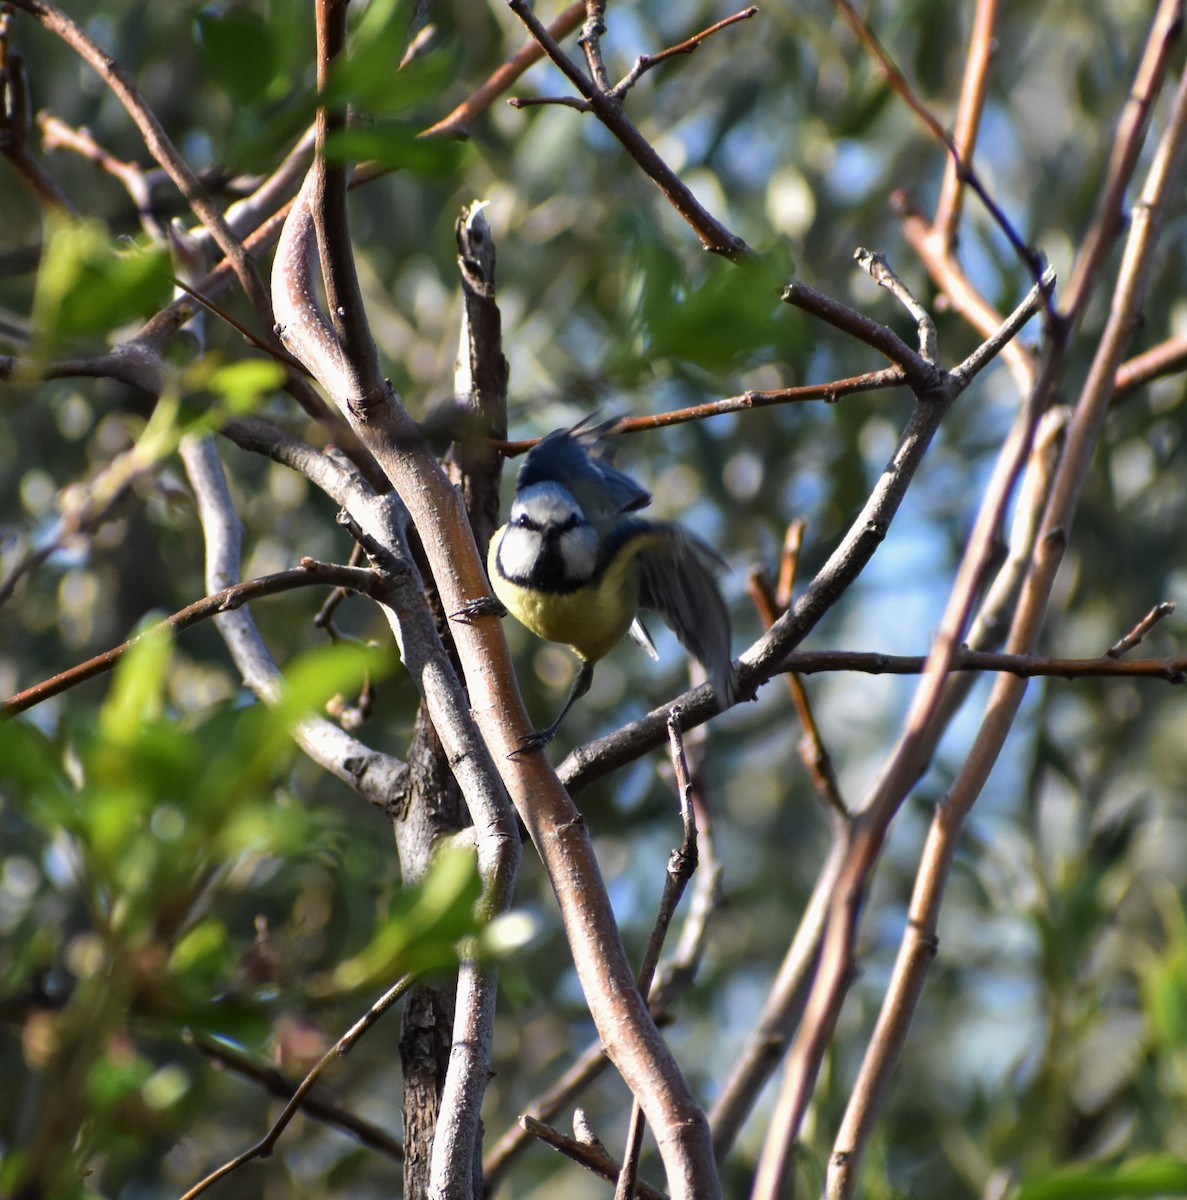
[513,511,583,534]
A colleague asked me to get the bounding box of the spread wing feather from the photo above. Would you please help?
[635,523,737,705]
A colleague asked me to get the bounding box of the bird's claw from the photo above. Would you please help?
[451,595,507,623]
[506,728,556,759]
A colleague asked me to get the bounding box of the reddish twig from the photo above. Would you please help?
[747,569,849,819]
[2,562,378,718]
[828,0,1047,299]
[1106,601,1176,659]
[931,0,1000,244]
[1113,333,1187,398]
[613,7,760,97]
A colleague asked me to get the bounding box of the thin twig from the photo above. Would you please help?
[896,189,1038,396]
[613,7,760,97]
[520,1116,668,1200]
[1106,601,1176,659]
[180,975,417,1200]
[1061,0,1185,323]
[855,246,938,365]
[1113,333,1187,398]
[422,3,586,137]
[614,715,702,1200]
[188,1032,404,1161]
[782,277,941,389]
[747,569,849,819]
[828,0,1048,299]
[507,0,751,259]
[494,369,909,457]
[38,113,167,239]
[931,0,999,243]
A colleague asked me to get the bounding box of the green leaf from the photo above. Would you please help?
[31,218,172,353]
[195,7,277,106]
[627,235,803,372]
[325,123,468,174]
[87,1051,155,1111]
[99,623,174,744]
[205,359,286,414]
[1014,1157,1187,1200]
[315,843,483,996]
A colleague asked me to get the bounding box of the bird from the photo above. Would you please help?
[486,418,737,753]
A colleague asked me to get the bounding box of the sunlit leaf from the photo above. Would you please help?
[314,843,483,996]
[98,623,174,744]
[204,359,286,414]
[1014,1157,1187,1199]
[30,218,172,353]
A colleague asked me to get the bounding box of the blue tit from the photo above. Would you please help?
[488,418,737,752]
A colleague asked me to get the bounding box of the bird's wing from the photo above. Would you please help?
[518,419,651,521]
[633,522,737,706]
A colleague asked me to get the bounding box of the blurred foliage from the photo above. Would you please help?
[2,0,1187,1197]
[1,622,481,1196]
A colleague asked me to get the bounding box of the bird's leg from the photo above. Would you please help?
[510,659,595,757]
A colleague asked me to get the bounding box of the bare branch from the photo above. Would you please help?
[824,53,1187,1200]
[747,568,848,819]
[521,1116,668,1200]
[180,435,406,808]
[1107,601,1176,658]
[1061,0,1185,323]
[1114,332,1187,398]
[781,276,941,388]
[507,0,751,260]
[931,0,999,242]
[828,0,1047,298]
[855,246,939,365]
[38,114,167,239]
[2,561,377,717]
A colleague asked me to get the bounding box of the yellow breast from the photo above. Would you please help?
[489,525,659,662]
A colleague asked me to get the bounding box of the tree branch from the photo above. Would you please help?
[823,53,1187,1200]
[507,0,751,260]
[273,106,723,1199]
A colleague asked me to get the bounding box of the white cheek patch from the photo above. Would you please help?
[497,524,543,583]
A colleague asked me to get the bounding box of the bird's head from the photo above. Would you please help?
[496,481,599,592]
